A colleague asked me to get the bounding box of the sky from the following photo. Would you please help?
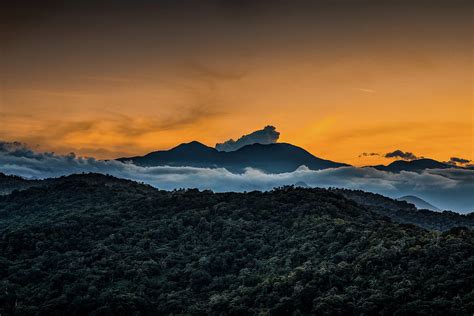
[1,0,472,166]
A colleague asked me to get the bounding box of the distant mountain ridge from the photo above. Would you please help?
[370,158,451,173]
[117,140,467,174]
[398,195,441,211]
[117,141,349,173]
[334,188,473,231]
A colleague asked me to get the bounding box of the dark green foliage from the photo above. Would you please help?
[0,174,473,315]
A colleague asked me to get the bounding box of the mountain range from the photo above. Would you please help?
[371,158,452,173]
[118,141,349,173]
[117,141,466,174]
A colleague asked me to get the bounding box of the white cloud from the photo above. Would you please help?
[1,141,473,212]
[215,125,280,151]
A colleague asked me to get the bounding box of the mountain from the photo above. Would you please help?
[294,181,310,188]
[371,158,451,173]
[0,173,473,315]
[118,141,348,173]
[118,141,221,168]
[397,195,441,211]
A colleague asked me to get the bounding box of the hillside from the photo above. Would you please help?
[2,173,472,231]
[0,174,473,315]
[0,172,41,195]
[117,142,348,173]
[398,195,441,211]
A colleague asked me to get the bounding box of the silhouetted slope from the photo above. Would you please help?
[118,142,348,173]
[118,141,221,168]
[398,195,441,211]
[0,174,473,315]
[221,143,347,173]
[371,158,450,173]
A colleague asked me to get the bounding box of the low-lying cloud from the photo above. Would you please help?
[1,141,473,213]
[385,149,418,161]
[215,125,280,152]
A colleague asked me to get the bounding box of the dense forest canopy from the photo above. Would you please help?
[1,172,472,231]
[0,173,473,315]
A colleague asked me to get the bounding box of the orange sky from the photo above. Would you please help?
[1,1,472,165]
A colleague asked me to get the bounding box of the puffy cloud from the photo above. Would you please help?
[384,149,418,161]
[447,157,471,166]
[1,141,473,212]
[215,125,280,152]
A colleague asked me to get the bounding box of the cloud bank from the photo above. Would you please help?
[1,141,473,213]
[215,126,280,152]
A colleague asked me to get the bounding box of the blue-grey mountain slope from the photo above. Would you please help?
[397,195,441,211]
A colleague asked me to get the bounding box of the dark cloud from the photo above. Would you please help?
[385,150,418,161]
[447,157,471,166]
[215,125,280,152]
[359,152,379,157]
[1,140,473,212]
[0,141,53,160]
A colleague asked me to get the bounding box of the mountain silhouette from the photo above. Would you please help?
[397,195,441,211]
[371,158,450,173]
[118,142,348,173]
[119,141,221,168]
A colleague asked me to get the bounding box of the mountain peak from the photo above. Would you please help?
[397,195,441,211]
[171,141,214,152]
[174,140,208,148]
[118,141,346,173]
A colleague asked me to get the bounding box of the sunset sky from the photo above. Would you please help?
[1,0,472,165]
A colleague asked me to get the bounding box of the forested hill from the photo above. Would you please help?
[2,172,473,231]
[0,174,473,315]
[0,172,41,195]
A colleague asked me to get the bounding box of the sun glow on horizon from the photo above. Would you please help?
[1,1,472,166]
